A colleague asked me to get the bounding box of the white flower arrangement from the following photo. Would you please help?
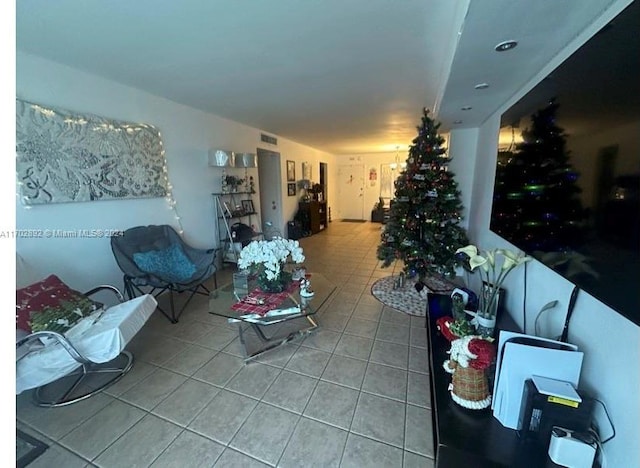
[455,244,532,318]
[238,237,305,280]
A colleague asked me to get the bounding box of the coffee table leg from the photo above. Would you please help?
[239,316,319,363]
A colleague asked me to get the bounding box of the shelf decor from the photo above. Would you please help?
[16,98,168,205]
[443,335,496,410]
[455,244,531,337]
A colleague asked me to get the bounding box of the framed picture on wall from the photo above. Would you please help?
[302,161,312,180]
[287,182,296,196]
[286,160,296,181]
[241,199,254,213]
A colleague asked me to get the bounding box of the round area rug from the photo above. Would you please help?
[371,275,456,317]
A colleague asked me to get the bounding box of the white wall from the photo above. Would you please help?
[16,52,335,293]
[447,127,479,230]
[277,150,338,230]
[453,78,639,468]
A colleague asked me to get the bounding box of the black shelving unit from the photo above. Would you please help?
[213,192,262,263]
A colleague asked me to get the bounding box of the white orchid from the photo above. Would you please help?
[455,244,532,318]
[238,237,305,280]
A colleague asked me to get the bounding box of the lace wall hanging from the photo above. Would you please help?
[16,98,168,205]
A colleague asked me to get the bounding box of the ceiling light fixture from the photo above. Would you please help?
[495,40,518,52]
[474,83,490,90]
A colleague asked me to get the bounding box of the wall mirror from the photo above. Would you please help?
[490,1,640,326]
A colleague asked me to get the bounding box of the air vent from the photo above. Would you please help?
[261,134,278,145]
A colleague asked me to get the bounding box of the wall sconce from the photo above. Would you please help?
[234,152,258,168]
[208,149,235,167]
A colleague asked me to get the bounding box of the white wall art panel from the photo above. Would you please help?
[16,98,168,205]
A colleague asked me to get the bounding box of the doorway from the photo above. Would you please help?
[337,164,364,220]
[319,162,328,203]
[257,148,284,239]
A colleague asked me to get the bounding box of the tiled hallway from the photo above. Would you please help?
[17,221,435,467]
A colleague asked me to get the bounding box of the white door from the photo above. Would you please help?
[257,148,284,239]
[337,164,365,220]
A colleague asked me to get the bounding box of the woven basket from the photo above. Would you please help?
[451,365,491,409]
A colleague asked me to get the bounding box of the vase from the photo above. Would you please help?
[479,282,503,319]
[476,315,497,339]
[257,269,292,293]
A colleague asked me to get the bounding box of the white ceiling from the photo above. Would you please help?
[15,0,632,155]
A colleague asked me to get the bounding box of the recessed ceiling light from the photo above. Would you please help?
[475,83,490,90]
[461,106,472,111]
[453,120,463,124]
[495,40,518,52]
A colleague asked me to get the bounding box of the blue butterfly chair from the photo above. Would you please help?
[111,225,218,323]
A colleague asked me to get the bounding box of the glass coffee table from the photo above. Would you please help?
[208,272,336,362]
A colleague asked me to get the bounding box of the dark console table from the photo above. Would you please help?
[426,312,549,467]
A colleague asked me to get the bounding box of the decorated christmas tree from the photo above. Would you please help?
[377,109,468,283]
[491,100,586,252]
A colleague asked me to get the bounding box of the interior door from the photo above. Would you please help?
[256,148,284,239]
[337,164,364,220]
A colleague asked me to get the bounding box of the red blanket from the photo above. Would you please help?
[230,281,299,316]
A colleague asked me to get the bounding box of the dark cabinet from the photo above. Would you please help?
[298,201,327,235]
[426,313,549,467]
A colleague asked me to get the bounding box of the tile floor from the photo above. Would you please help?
[17,221,435,467]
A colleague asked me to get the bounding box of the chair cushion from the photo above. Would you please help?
[132,243,196,283]
[16,275,98,333]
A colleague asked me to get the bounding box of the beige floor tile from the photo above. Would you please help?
[120,368,187,410]
[321,354,367,390]
[303,381,359,430]
[262,370,318,414]
[285,346,331,378]
[370,340,409,369]
[160,343,218,376]
[278,417,347,468]
[334,334,374,361]
[362,362,408,402]
[341,433,404,468]
[94,414,181,467]
[192,352,244,386]
[351,393,406,448]
[188,389,258,444]
[225,362,281,399]
[404,451,436,468]
[229,403,299,465]
[150,430,225,468]
[344,317,380,339]
[59,399,145,460]
[152,379,220,426]
[404,405,435,457]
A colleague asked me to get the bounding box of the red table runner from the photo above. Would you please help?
[231,281,299,316]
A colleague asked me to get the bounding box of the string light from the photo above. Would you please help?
[159,135,184,234]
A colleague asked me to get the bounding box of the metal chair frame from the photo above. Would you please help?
[111,225,218,324]
[16,286,132,408]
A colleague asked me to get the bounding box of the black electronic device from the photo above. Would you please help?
[518,378,594,447]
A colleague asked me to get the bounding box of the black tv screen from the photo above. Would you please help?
[490,1,640,326]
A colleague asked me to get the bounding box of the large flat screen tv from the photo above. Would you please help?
[490,1,640,326]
